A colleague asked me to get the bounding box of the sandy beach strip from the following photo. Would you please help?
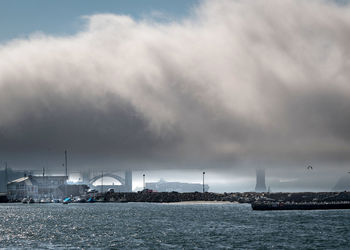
[165,201,236,205]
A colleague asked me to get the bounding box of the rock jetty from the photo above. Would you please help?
[3,191,350,204]
[93,191,350,203]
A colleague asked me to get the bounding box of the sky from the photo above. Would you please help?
[0,0,198,41]
[1,0,350,192]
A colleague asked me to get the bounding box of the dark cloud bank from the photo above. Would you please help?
[1,0,350,177]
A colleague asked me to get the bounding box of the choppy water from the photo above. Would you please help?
[0,202,349,249]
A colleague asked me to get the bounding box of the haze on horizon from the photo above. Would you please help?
[1,0,350,191]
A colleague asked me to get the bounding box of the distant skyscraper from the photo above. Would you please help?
[255,169,267,192]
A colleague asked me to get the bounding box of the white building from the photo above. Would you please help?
[146,179,209,192]
[7,177,38,200]
[7,175,67,201]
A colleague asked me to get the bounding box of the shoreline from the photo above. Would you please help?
[3,191,350,204]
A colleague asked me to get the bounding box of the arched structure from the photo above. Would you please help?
[89,173,125,185]
[89,171,132,192]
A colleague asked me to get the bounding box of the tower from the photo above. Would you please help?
[125,170,132,192]
[255,169,266,192]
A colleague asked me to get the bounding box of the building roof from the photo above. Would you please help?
[8,176,39,186]
[8,175,67,185]
[32,175,67,180]
[8,176,29,184]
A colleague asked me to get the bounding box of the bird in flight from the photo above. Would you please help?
[307,165,313,170]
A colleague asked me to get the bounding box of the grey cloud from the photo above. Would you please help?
[0,0,350,173]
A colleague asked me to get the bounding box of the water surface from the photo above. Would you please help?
[0,203,349,249]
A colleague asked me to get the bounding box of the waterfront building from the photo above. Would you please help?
[7,175,67,200]
[0,168,30,193]
[146,179,209,192]
[57,184,89,197]
[7,177,38,200]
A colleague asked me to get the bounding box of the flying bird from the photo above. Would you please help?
[307,165,313,170]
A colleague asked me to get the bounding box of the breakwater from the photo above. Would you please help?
[95,191,350,203]
[252,201,350,210]
[3,191,350,204]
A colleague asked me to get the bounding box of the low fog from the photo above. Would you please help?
[1,0,350,190]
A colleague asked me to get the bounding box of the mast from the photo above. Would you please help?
[64,149,68,179]
[64,150,68,198]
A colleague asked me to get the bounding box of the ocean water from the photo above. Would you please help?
[0,202,349,249]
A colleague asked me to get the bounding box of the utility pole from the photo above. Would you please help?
[101,171,104,193]
[143,174,145,190]
[42,167,46,197]
[5,162,8,185]
[4,162,8,194]
[202,171,205,193]
[63,149,68,198]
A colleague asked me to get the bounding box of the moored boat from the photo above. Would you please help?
[74,197,86,203]
[39,198,51,203]
[63,197,72,204]
[87,197,96,203]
